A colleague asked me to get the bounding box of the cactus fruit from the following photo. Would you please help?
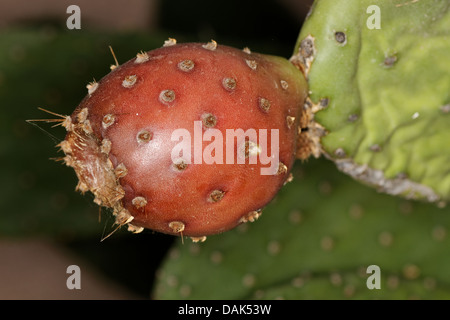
[291,0,450,203]
[58,40,307,238]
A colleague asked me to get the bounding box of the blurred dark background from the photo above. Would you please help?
[0,0,313,299]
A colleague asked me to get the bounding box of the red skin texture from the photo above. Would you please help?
[67,43,307,237]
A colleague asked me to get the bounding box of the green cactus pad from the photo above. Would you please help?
[292,0,450,203]
[154,159,450,300]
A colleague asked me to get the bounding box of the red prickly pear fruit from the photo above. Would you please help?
[59,40,308,238]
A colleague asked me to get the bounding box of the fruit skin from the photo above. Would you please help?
[291,0,450,203]
[60,41,308,238]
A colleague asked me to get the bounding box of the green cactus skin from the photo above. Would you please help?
[291,0,450,203]
[154,158,450,300]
